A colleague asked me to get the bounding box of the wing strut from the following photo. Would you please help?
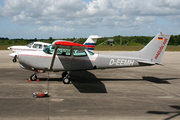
[50,47,58,70]
[49,40,86,70]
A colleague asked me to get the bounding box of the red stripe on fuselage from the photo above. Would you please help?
[12,48,38,51]
[18,54,99,62]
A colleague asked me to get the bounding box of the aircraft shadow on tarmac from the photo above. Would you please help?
[147,105,180,120]
[69,71,108,93]
[38,71,178,93]
[39,71,108,93]
[98,76,177,84]
[142,76,178,84]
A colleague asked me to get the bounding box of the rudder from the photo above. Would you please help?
[84,35,101,51]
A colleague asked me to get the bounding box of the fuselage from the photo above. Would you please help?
[18,46,152,72]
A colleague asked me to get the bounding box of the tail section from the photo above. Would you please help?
[83,35,101,51]
[140,33,171,64]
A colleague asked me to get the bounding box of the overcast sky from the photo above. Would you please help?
[0,0,180,39]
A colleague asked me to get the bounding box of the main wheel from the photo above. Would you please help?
[62,77,70,84]
[62,72,68,78]
[30,74,37,81]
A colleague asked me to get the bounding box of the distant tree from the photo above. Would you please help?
[174,35,180,45]
[169,35,175,45]
[49,37,52,41]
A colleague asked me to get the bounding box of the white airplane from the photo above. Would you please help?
[8,42,51,62]
[7,35,101,62]
[17,33,171,84]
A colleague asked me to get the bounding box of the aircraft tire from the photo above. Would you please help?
[12,55,17,63]
[30,74,37,81]
[12,58,17,62]
[62,77,70,84]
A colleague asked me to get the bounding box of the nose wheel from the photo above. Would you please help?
[62,71,70,84]
[12,55,17,62]
[30,73,37,81]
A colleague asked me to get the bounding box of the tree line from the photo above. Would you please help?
[0,35,180,46]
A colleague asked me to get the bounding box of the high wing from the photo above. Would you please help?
[53,40,86,50]
[50,40,86,70]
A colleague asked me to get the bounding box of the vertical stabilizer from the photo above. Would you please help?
[140,33,171,64]
[84,35,101,51]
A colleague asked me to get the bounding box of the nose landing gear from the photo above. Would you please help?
[12,55,17,62]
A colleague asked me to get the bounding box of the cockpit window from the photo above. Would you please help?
[73,50,87,57]
[43,45,71,56]
[27,42,34,48]
[43,45,52,54]
[43,45,95,57]
[57,48,71,56]
[33,44,42,49]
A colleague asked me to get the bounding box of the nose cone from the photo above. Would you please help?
[7,46,12,50]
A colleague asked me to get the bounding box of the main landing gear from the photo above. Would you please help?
[62,71,71,84]
[30,72,37,81]
[29,71,71,84]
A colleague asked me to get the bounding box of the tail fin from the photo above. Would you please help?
[139,33,171,64]
[83,35,101,51]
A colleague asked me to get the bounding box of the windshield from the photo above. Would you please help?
[27,42,34,48]
[73,50,87,57]
[87,50,94,55]
[43,45,53,54]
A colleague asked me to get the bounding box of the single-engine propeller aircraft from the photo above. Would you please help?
[17,33,170,84]
[8,42,51,62]
[8,35,101,62]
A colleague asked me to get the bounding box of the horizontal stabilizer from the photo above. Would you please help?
[138,60,155,65]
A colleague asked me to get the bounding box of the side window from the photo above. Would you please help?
[73,50,87,57]
[56,48,71,56]
[43,45,71,56]
[33,44,42,49]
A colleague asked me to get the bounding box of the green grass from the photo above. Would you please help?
[94,45,180,51]
[94,45,144,51]
[0,45,10,50]
[127,41,143,46]
[166,46,180,51]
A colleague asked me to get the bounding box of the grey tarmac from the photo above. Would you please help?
[0,50,180,120]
